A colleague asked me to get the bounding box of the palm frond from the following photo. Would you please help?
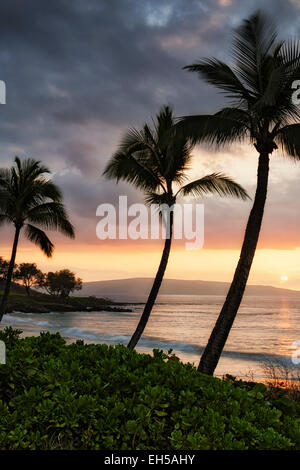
[25,224,54,257]
[175,114,248,147]
[0,214,8,227]
[163,133,192,181]
[184,59,252,101]
[103,150,164,192]
[215,107,250,124]
[275,124,300,159]
[0,168,11,187]
[178,173,250,200]
[27,202,75,238]
[279,40,300,73]
[253,65,286,109]
[117,126,165,177]
[144,192,174,206]
[0,157,75,247]
[15,156,50,183]
[118,127,148,154]
[232,10,278,93]
[156,105,174,142]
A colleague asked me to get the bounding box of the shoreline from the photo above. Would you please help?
[3,290,133,314]
[2,309,300,386]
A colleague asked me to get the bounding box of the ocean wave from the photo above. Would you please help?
[3,314,58,329]
[139,336,297,367]
[2,313,298,369]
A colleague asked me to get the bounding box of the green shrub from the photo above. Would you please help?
[0,327,299,450]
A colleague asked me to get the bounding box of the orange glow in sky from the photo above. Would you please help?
[1,146,300,290]
[2,241,300,290]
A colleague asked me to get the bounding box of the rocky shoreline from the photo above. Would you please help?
[6,304,133,314]
[4,291,133,314]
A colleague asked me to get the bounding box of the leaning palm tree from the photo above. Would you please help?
[104,105,249,350]
[0,157,75,321]
[179,11,300,375]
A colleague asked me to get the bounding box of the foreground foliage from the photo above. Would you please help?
[0,328,299,450]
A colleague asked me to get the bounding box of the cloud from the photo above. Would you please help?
[0,0,299,255]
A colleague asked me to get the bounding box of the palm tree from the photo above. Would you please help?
[179,11,300,375]
[104,105,249,350]
[0,157,75,321]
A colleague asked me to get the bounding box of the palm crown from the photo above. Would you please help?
[0,157,74,257]
[104,104,249,351]
[104,105,249,205]
[181,11,300,158]
[180,11,300,376]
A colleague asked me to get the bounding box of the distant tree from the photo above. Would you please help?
[41,269,82,300]
[13,263,44,296]
[0,257,9,281]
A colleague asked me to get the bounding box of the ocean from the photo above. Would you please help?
[1,294,300,380]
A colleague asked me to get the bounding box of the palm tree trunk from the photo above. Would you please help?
[127,212,173,350]
[198,152,270,375]
[0,226,21,322]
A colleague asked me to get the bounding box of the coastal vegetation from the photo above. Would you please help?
[0,257,9,281]
[37,269,82,300]
[13,263,44,296]
[0,281,129,314]
[0,328,299,450]
[1,259,82,301]
[0,259,87,312]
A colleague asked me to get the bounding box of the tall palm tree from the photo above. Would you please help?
[0,157,75,321]
[104,105,249,350]
[179,11,300,375]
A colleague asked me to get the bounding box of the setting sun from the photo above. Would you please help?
[280,275,289,281]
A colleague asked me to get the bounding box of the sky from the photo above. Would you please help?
[0,0,300,289]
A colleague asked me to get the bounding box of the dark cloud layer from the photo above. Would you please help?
[0,0,299,250]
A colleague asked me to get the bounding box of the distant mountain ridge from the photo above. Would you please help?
[79,277,300,301]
